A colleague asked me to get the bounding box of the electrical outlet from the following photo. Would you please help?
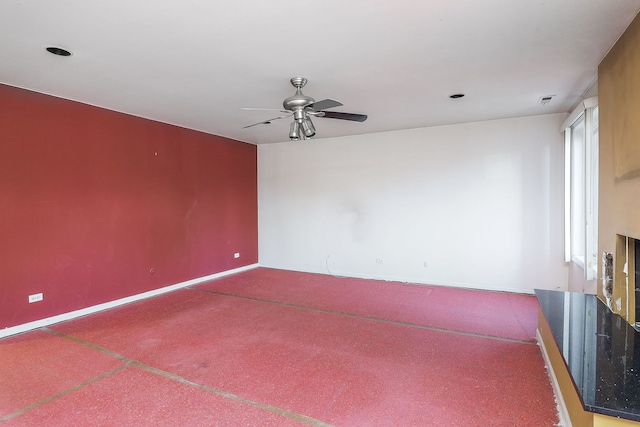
[28,293,43,303]
[234,253,240,258]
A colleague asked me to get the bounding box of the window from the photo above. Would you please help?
[564,98,598,280]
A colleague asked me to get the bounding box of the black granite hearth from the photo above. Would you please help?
[536,289,640,421]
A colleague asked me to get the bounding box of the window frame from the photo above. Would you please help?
[563,97,598,280]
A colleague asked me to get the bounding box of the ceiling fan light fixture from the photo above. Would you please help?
[289,121,300,140]
[301,117,316,138]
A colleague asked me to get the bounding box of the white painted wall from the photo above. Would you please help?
[258,113,569,293]
[568,262,597,294]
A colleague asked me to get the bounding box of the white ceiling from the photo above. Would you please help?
[1,1,639,145]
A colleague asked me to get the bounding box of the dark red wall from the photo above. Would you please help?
[0,84,258,329]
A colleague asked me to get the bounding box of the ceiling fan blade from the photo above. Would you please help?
[306,98,343,111]
[242,113,292,129]
[319,111,368,122]
[241,107,289,112]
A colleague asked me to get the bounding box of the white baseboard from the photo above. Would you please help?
[263,263,535,294]
[536,328,571,427]
[0,263,259,339]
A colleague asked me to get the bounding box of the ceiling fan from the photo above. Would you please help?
[242,77,367,140]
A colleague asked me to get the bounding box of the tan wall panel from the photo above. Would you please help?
[598,14,640,320]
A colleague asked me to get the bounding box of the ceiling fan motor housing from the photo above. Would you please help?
[283,90,315,116]
[283,77,315,121]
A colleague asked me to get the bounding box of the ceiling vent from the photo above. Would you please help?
[538,95,555,105]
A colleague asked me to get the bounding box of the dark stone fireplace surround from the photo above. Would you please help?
[536,289,640,421]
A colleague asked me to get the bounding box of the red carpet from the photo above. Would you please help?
[0,268,558,426]
[196,268,539,342]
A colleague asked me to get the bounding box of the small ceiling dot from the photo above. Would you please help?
[46,47,73,57]
[450,93,465,99]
